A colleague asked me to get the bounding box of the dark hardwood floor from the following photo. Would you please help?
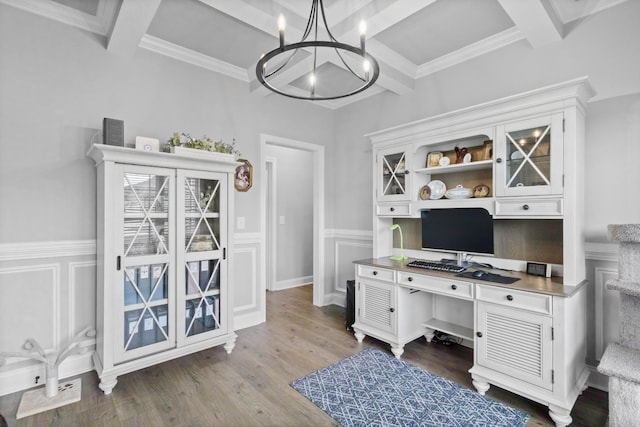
[0,285,607,426]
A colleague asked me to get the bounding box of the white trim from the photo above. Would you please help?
[233,311,265,331]
[0,240,96,262]
[0,0,117,36]
[587,364,609,392]
[0,264,60,354]
[260,134,325,307]
[334,240,372,293]
[234,232,262,245]
[139,34,249,83]
[0,352,94,397]
[585,242,619,262]
[595,266,619,360]
[68,261,97,343]
[233,246,258,313]
[265,156,278,292]
[416,27,525,79]
[325,229,374,240]
[273,276,313,291]
[324,292,346,307]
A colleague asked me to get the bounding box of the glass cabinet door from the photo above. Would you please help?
[495,114,563,197]
[177,171,227,344]
[377,146,411,201]
[116,166,176,363]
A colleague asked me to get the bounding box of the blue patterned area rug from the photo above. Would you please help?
[291,348,529,427]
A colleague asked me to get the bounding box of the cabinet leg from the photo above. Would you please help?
[471,375,490,396]
[548,405,572,427]
[424,327,436,343]
[98,375,117,395]
[353,328,365,343]
[223,336,236,354]
[390,345,404,359]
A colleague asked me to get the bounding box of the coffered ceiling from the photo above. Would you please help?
[2,0,629,109]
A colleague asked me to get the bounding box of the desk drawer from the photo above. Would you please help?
[397,272,473,300]
[376,203,410,216]
[358,265,395,282]
[476,284,552,315]
[494,198,562,217]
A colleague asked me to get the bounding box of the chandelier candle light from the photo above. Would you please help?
[256,0,380,101]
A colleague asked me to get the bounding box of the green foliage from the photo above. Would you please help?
[167,133,241,156]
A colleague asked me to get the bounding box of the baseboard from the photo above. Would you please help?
[273,276,312,291]
[587,363,609,392]
[324,292,346,307]
[0,352,94,397]
[234,311,265,331]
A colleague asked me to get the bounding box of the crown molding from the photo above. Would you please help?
[0,0,117,36]
[416,26,525,79]
[139,34,250,83]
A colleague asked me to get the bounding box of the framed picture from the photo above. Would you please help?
[482,140,493,161]
[426,151,442,168]
[235,159,253,192]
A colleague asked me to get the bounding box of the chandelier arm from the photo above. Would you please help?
[318,0,339,42]
[264,48,301,79]
[333,48,366,82]
[301,0,317,42]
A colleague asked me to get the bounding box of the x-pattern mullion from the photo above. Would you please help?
[381,154,406,195]
[124,175,169,256]
[184,179,221,252]
[505,126,551,188]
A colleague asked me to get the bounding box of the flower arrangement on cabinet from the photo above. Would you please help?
[166,132,241,157]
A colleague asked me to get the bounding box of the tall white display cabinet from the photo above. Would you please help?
[88,144,238,394]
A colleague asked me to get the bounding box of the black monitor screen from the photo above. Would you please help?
[421,208,494,256]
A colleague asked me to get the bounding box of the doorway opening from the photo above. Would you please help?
[260,134,325,313]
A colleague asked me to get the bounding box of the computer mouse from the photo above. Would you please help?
[472,270,487,279]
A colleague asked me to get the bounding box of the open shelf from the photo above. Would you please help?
[415,159,493,175]
[423,318,474,341]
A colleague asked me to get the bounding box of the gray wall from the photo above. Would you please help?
[264,145,313,286]
[0,4,334,244]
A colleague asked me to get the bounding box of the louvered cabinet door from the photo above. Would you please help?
[476,302,553,390]
[357,279,397,336]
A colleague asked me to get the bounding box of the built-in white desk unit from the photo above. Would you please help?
[353,78,594,427]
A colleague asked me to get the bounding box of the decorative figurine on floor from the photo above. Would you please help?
[389,224,407,261]
[0,326,95,418]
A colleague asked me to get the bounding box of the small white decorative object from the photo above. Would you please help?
[0,327,95,418]
[438,156,450,166]
[463,153,472,163]
[135,136,160,152]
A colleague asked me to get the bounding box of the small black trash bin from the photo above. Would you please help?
[346,279,355,330]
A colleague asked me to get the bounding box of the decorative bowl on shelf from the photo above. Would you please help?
[444,185,473,199]
[427,180,446,200]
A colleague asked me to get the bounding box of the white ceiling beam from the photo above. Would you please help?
[107,0,161,57]
[497,0,563,48]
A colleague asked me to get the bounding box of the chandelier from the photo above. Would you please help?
[255,0,380,101]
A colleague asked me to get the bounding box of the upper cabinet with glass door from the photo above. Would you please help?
[117,166,176,363]
[377,145,412,201]
[177,171,228,345]
[495,114,564,197]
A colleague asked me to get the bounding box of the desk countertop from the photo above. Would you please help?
[353,257,586,298]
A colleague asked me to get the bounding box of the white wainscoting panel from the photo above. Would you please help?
[325,229,373,307]
[0,241,97,396]
[233,232,264,330]
[595,267,620,360]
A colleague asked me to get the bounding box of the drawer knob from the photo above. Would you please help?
[389,307,395,313]
[390,207,395,212]
[451,284,457,290]
[476,332,483,338]
[523,204,530,211]
[506,294,514,301]
[496,158,503,164]
[408,277,413,282]
[373,271,378,276]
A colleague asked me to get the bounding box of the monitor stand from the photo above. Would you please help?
[440,253,473,268]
